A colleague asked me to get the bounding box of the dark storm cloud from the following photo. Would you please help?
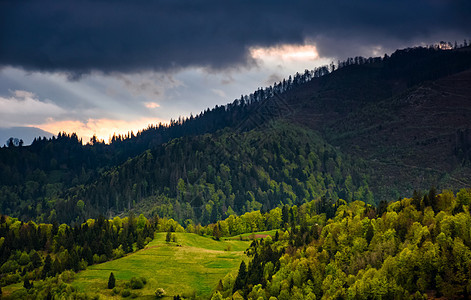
[1,0,470,75]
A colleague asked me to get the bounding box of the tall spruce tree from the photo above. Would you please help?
[233,261,247,293]
[108,272,116,289]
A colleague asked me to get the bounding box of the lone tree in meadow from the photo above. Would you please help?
[108,272,116,289]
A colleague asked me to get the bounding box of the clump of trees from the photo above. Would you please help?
[4,270,85,299]
[192,195,342,239]
[0,213,158,286]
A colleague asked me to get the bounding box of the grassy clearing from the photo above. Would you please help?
[71,232,249,299]
[223,229,278,240]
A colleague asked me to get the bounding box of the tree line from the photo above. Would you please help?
[0,213,172,287]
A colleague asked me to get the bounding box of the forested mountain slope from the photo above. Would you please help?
[41,122,373,224]
[1,45,471,224]
[324,68,471,200]
[274,46,471,199]
[2,188,471,299]
[221,188,471,299]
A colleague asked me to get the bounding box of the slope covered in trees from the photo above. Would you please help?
[0,213,160,287]
[217,188,471,299]
[48,122,373,224]
[1,43,471,224]
[279,45,471,200]
[3,188,471,299]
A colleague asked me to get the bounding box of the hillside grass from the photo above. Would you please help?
[222,229,278,240]
[71,232,249,299]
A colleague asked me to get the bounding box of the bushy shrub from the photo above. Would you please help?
[122,289,131,297]
[59,270,75,283]
[130,277,144,289]
[3,273,20,285]
[92,254,100,264]
[18,252,30,266]
[155,288,165,298]
[112,287,121,295]
[113,246,125,259]
[1,260,19,273]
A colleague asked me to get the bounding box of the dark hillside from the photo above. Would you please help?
[275,46,471,199]
[323,68,471,198]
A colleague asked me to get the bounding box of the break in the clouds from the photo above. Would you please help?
[0,90,65,127]
[1,0,470,75]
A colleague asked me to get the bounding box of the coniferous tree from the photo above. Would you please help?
[108,272,116,289]
[23,278,31,290]
[216,279,223,291]
[233,261,247,293]
[42,254,52,279]
[31,250,42,268]
[136,233,145,249]
[212,223,222,240]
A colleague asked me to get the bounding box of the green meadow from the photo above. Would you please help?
[72,232,249,299]
[222,229,277,240]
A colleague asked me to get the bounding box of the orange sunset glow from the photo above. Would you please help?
[35,117,166,144]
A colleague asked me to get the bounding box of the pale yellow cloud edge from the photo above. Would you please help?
[250,44,319,61]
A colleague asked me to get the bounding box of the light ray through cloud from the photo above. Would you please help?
[0,90,66,127]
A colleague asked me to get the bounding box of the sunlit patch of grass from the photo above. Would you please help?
[223,229,278,240]
[72,232,249,299]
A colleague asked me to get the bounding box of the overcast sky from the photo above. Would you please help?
[1,0,470,143]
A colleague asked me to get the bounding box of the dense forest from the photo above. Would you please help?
[1,44,471,225]
[1,121,375,224]
[2,188,471,299]
[0,213,157,283]
[216,188,471,299]
[67,122,375,224]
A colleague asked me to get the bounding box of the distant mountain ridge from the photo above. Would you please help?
[0,126,53,146]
